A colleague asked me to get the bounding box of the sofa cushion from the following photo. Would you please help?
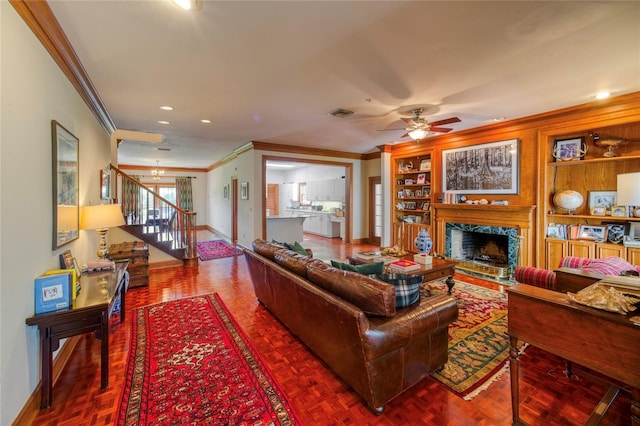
[376,273,424,308]
[307,261,396,317]
[273,249,316,278]
[579,256,638,276]
[253,239,286,260]
[331,260,385,275]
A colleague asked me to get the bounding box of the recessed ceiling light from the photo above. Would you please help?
[200,119,211,124]
[171,0,201,10]
[595,91,610,100]
[492,116,506,122]
[160,106,174,111]
[158,120,170,125]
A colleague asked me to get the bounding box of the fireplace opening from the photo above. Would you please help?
[445,223,519,280]
[451,229,508,266]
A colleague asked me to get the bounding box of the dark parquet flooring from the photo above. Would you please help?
[29,233,631,425]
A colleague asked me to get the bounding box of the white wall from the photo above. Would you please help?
[1,4,112,423]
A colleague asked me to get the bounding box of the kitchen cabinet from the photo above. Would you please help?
[305,178,345,201]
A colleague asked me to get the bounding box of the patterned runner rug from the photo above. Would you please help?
[116,294,301,425]
[196,239,243,261]
[426,280,520,400]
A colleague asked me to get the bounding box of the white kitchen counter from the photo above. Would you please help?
[266,216,307,243]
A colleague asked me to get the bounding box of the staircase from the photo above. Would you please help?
[111,165,198,267]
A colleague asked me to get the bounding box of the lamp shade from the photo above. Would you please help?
[80,204,125,230]
[617,172,640,206]
[408,128,428,140]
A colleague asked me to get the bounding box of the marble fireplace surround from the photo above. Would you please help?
[432,204,536,269]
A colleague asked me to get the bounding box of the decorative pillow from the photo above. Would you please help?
[290,241,309,256]
[330,260,384,275]
[580,257,638,276]
[376,273,424,308]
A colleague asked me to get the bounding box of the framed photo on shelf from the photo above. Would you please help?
[610,206,627,217]
[588,191,617,211]
[590,206,606,216]
[546,224,565,239]
[604,222,625,244]
[417,173,426,184]
[421,186,430,196]
[578,224,607,241]
[397,190,404,199]
[404,178,414,185]
[442,138,519,195]
[405,189,414,198]
[627,222,640,240]
[553,137,586,162]
[419,159,431,171]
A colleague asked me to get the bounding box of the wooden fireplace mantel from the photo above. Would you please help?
[432,203,536,267]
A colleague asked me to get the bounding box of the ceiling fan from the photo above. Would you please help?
[379,108,461,140]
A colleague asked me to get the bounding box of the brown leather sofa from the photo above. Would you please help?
[243,239,459,413]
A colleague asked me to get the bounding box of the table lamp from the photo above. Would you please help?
[617,172,640,218]
[80,204,126,259]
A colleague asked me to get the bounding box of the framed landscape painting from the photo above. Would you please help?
[442,139,519,195]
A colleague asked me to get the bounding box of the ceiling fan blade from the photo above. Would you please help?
[429,126,453,133]
[400,132,410,138]
[430,117,461,127]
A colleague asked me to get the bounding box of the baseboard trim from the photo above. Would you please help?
[12,335,81,426]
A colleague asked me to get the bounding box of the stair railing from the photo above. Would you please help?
[110,164,197,264]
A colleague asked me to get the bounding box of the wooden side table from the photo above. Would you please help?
[26,262,128,409]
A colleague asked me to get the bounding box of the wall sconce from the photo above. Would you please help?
[80,204,126,259]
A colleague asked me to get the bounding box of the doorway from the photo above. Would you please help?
[369,176,382,245]
[232,178,238,243]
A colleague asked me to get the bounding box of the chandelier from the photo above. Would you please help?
[151,160,165,181]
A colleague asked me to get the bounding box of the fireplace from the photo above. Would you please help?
[432,203,536,280]
[446,223,519,279]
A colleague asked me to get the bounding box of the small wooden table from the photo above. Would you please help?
[349,256,457,293]
[26,262,128,408]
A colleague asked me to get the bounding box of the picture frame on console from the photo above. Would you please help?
[442,138,519,195]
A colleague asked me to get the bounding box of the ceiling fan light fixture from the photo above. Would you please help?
[408,128,428,140]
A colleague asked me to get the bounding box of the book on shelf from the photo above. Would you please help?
[389,259,422,272]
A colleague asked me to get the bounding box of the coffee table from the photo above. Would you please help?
[348,256,458,293]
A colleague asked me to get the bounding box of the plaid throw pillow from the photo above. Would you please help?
[376,273,424,308]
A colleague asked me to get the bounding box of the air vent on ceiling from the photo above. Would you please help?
[158,147,171,151]
[328,108,354,118]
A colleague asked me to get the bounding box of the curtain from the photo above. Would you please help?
[175,177,194,230]
[123,175,141,223]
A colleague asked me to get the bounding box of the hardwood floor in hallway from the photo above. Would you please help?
[28,233,631,425]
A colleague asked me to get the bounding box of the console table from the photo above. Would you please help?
[26,262,128,408]
[507,283,640,425]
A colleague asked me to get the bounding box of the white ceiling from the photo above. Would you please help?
[48,1,640,169]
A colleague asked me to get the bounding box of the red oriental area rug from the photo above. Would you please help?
[196,239,243,261]
[426,280,523,400]
[116,294,301,425]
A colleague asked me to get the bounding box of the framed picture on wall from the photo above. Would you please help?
[100,168,110,200]
[52,120,79,249]
[442,138,519,195]
[240,182,249,200]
